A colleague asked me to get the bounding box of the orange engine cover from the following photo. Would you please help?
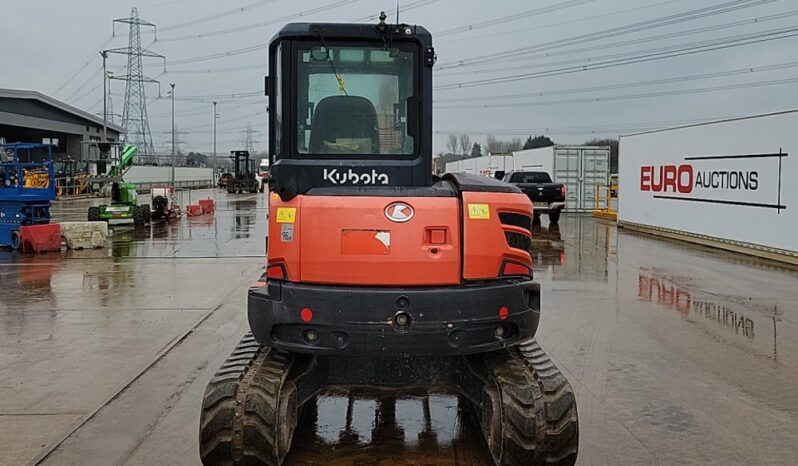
[268,194,461,286]
[461,191,533,280]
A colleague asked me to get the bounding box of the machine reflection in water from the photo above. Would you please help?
[285,390,492,465]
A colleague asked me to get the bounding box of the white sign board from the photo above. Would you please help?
[445,155,513,177]
[513,146,554,174]
[619,111,796,254]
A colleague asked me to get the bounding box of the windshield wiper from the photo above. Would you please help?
[319,32,348,96]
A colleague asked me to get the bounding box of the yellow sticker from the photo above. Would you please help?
[468,203,490,220]
[275,207,297,224]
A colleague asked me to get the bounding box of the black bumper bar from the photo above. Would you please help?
[248,279,540,356]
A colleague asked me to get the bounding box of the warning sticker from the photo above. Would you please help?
[280,224,294,242]
[468,204,490,220]
[275,207,296,223]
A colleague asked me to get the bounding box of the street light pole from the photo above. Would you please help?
[213,101,218,174]
[170,82,176,186]
[100,50,108,142]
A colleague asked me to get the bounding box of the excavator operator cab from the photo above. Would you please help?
[265,19,435,199]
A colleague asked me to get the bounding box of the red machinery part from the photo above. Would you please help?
[198,199,215,214]
[187,204,204,217]
[19,224,61,253]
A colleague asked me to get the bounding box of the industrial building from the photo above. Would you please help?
[0,88,124,163]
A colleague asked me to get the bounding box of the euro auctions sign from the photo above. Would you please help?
[619,111,797,255]
[638,152,785,211]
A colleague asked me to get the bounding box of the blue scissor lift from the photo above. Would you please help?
[0,143,56,249]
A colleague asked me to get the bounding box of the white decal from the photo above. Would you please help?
[375,231,391,248]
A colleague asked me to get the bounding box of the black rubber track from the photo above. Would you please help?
[481,339,579,466]
[141,204,152,224]
[87,206,100,222]
[199,333,297,466]
[133,206,146,227]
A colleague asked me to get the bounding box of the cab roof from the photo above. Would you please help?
[270,22,432,46]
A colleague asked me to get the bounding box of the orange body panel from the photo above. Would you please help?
[461,191,533,280]
[268,195,461,286]
[268,194,303,279]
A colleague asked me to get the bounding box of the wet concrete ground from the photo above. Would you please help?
[1,191,797,465]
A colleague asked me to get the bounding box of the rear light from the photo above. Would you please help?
[561,185,566,198]
[498,306,509,321]
[300,307,313,322]
[501,261,531,277]
[267,263,286,279]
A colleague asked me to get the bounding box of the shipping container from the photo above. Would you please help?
[444,154,513,177]
[512,145,611,211]
[618,110,798,263]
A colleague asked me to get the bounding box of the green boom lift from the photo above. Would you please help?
[87,144,151,227]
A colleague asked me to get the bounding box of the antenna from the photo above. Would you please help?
[396,0,400,24]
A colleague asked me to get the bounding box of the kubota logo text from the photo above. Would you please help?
[323,168,389,185]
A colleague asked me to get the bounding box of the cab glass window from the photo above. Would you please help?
[295,43,415,156]
[273,44,283,158]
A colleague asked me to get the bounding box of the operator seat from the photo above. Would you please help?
[308,95,379,154]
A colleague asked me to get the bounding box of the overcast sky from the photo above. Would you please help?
[3,0,797,155]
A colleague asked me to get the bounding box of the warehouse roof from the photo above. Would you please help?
[0,88,125,134]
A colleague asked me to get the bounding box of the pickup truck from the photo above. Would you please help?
[498,170,566,224]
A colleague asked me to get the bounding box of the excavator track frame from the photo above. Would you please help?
[199,334,578,466]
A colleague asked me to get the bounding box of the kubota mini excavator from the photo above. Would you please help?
[199,14,579,466]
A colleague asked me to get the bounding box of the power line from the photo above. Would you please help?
[159,0,281,32]
[437,0,777,69]
[435,60,798,103]
[142,0,436,66]
[149,101,262,118]
[434,27,798,90]
[433,116,741,136]
[435,0,691,44]
[435,75,798,110]
[146,43,268,67]
[436,0,595,38]
[168,109,265,132]
[158,0,361,42]
[63,63,104,103]
[350,0,443,22]
[165,91,263,101]
[162,63,268,74]
[436,9,798,77]
[445,61,798,104]
[138,0,190,9]
[51,35,114,96]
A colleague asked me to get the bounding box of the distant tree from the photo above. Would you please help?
[523,135,555,150]
[507,137,523,152]
[186,152,207,167]
[486,135,502,154]
[470,142,482,158]
[585,138,619,173]
[458,134,471,157]
[446,134,459,155]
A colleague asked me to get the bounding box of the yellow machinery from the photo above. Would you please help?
[592,176,618,220]
[22,169,50,189]
[54,159,89,197]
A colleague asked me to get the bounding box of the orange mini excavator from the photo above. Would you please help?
[200,14,578,466]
